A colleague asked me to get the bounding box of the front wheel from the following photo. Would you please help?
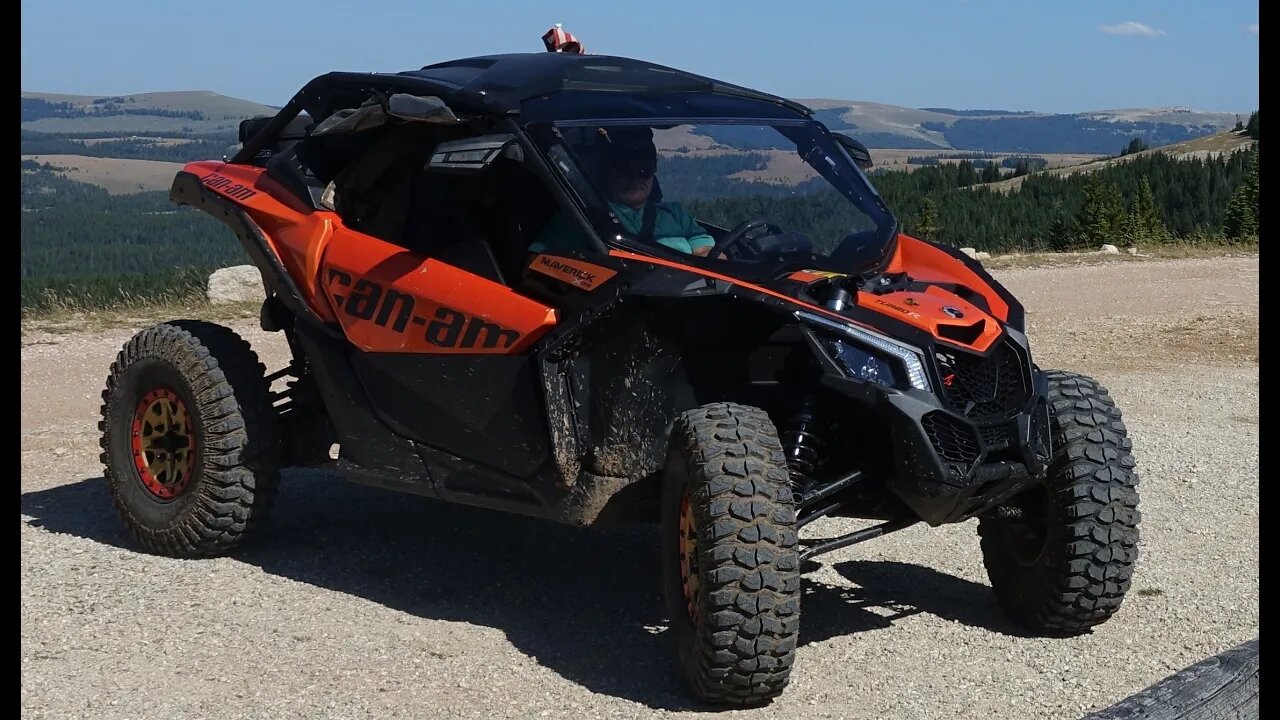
[99,320,281,558]
[978,370,1141,634]
[660,403,801,705]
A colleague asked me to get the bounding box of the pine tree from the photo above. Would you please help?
[1245,111,1259,140]
[980,160,1001,183]
[914,197,941,240]
[1130,177,1168,244]
[956,160,977,187]
[1077,174,1125,248]
[1047,213,1077,251]
[1116,210,1142,246]
[1223,151,1259,239]
[1121,137,1150,156]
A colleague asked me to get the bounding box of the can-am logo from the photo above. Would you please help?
[326,269,520,349]
[200,173,257,201]
[942,306,965,319]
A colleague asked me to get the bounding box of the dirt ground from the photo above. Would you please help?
[21,255,1257,719]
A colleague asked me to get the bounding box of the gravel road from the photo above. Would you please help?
[21,255,1258,720]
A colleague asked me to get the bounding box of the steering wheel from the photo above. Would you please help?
[709,217,785,259]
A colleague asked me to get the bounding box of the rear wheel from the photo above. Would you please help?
[99,320,281,557]
[660,402,801,705]
[978,370,1140,633]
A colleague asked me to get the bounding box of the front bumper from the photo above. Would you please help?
[808,330,1053,526]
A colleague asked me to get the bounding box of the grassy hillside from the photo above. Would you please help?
[983,130,1258,193]
[22,89,275,116]
[793,100,1237,152]
[21,155,186,194]
[21,90,275,135]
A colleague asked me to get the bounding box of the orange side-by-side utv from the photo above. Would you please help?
[98,52,1140,705]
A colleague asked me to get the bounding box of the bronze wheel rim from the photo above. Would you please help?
[130,386,196,501]
[678,490,701,623]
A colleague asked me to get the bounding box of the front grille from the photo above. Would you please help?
[935,340,1031,419]
[922,411,980,472]
[979,423,1010,451]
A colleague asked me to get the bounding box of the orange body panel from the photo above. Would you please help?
[185,161,558,354]
[185,161,340,322]
[321,238,557,354]
[883,234,1010,324]
[855,285,1001,353]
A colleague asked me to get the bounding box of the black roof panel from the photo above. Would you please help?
[398,53,810,116]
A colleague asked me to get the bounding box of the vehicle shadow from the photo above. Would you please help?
[803,558,1031,644]
[21,473,1022,709]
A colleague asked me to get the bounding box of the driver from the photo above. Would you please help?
[530,127,716,257]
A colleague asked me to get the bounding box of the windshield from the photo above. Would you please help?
[527,118,898,275]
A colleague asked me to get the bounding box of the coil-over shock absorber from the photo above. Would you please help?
[779,396,830,495]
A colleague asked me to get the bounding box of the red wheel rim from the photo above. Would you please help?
[678,490,701,623]
[130,386,196,500]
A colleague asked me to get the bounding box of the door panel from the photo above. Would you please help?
[352,352,550,478]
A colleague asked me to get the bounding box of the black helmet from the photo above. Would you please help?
[599,126,657,170]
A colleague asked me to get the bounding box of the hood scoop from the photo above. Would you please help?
[936,319,987,345]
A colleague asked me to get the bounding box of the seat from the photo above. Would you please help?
[482,158,558,279]
[329,124,471,243]
[403,172,506,284]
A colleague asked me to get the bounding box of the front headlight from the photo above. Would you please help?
[796,310,932,392]
[825,339,898,387]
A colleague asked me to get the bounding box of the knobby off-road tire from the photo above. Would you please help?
[978,370,1140,634]
[99,320,281,558]
[660,403,801,705]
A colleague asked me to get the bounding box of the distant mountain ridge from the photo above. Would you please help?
[21,89,1243,154]
[21,90,276,135]
[793,99,1240,152]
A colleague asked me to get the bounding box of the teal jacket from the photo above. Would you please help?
[530,201,716,255]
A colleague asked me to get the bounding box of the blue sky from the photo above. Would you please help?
[21,0,1259,114]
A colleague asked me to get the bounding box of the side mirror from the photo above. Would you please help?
[239,116,272,144]
[833,133,873,169]
[238,114,311,145]
[427,134,521,172]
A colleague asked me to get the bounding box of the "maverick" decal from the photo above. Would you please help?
[528,254,617,290]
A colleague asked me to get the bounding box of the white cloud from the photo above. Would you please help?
[1246,23,1259,35]
[1099,21,1165,37]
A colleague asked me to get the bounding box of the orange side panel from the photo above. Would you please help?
[321,230,558,354]
[185,161,557,353]
[883,234,1010,323]
[183,161,339,322]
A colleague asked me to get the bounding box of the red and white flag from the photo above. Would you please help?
[542,24,586,54]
